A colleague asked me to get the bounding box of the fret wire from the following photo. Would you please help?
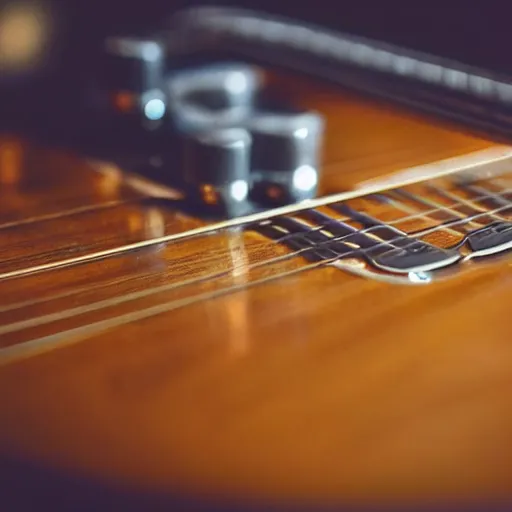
[462,183,512,208]
[293,185,512,238]
[428,183,510,222]
[391,188,484,228]
[260,201,512,261]
[429,184,512,221]
[376,192,477,237]
[262,185,512,252]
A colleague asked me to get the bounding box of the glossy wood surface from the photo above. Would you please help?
[1,78,511,511]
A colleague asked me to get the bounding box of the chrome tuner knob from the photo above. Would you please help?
[167,64,260,133]
[103,36,167,124]
[247,111,324,205]
[182,127,252,218]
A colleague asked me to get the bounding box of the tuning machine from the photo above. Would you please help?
[247,111,324,205]
[181,127,252,218]
[163,63,324,215]
[161,62,259,196]
[166,63,261,133]
[102,36,168,128]
[97,44,325,218]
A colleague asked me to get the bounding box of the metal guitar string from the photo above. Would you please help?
[0,183,510,314]
[3,200,512,364]
[2,185,512,362]
[0,259,331,365]
[0,150,509,322]
[0,197,141,232]
[274,183,512,242]
[392,187,500,227]
[1,196,511,346]
[1,146,509,281]
[262,190,512,259]
[418,184,508,222]
[0,181,508,316]
[0,174,511,283]
[380,186,507,231]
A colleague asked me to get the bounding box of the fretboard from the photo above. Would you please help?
[248,161,512,284]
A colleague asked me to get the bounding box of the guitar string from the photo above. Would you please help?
[0,182,504,313]
[276,197,512,259]
[0,179,511,310]
[4,198,512,364]
[265,200,512,258]
[278,183,512,240]
[0,181,511,320]
[372,194,485,240]
[0,179,511,282]
[1,144,510,281]
[377,185,510,235]
[0,183,497,313]
[0,196,141,231]
[2,200,511,339]
[2,147,511,359]
[0,259,332,365]
[454,181,512,211]
[392,188,498,228]
[424,185,509,221]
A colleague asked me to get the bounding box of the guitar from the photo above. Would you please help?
[1,6,512,512]
[1,72,512,511]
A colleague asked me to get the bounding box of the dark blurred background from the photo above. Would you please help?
[1,1,510,136]
[52,2,512,71]
[2,2,511,80]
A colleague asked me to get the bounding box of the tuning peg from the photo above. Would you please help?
[103,36,167,124]
[181,127,252,218]
[247,111,324,205]
[167,64,260,133]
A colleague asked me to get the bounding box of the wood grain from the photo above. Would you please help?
[269,75,496,191]
[0,76,511,511]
